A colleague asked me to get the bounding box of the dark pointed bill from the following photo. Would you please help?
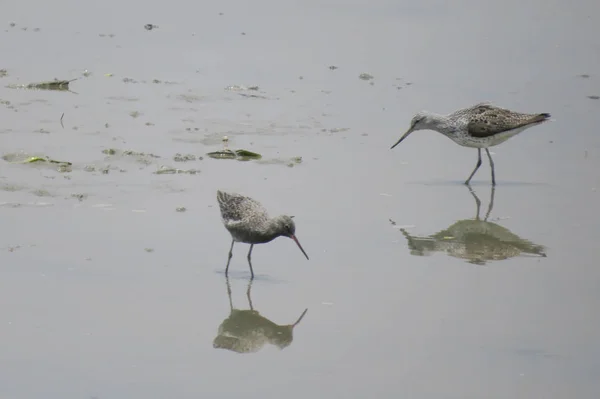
[290,235,309,260]
[292,308,308,327]
[390,127,414,149]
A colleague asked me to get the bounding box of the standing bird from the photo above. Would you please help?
[216,190,309,278]
[390,103,551,185]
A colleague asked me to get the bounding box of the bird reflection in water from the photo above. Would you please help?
[213,278,308,354]
[398,186,546,265]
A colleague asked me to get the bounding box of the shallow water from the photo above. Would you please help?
[1,0,600,398]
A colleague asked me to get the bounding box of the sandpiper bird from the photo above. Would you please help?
[390,103,551,185]
[217,190,309,278]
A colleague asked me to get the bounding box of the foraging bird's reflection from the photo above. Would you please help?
[398,186,546,265]
[213,278,308,354]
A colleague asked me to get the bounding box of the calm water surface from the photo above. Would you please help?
[1,0,599,398]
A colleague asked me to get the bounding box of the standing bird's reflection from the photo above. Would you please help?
[213,278,308,354]
[398,186,546,265]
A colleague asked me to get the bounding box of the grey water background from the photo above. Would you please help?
[1,0,599,398]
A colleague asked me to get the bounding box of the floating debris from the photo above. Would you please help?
[0,69,7,78]
[5,155,72,166]
[588,95,600,100]
[238,93,268,99]
[225,85,259,91]
[7,78,77,91]
[235,150,262,160]
[173,153,197,162]
[329,66,338,70]
[287,156,303,167]
[2,154,72,173]
[359,73,374,81]
[144,24,158,31]
[102,148,160,165]
[207,149,236,160]
[71,193,87,202]
[176,207,187,212]
[154,166,200,175]
[579,74,591,78]
[121,150,159,158]
[206,136,261,161]
[207,149,262,161]
[122,77,138,84]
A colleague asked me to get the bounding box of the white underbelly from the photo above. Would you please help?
[450,125,533,149]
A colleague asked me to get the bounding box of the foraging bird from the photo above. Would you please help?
[217,190,309,278]
[390,103,551,185]
[398,186,546,265]
[213,278,308,353]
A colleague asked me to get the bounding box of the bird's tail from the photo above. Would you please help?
[217,190,229,205]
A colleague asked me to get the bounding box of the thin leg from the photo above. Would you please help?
[247,244,255,279]
[465,149,482,185]
[485,148,496,186]
[467,185,482,220]
[225,240,234,276]
[485,185,496,221]
[246,278,254,310]
[225,276,233,311]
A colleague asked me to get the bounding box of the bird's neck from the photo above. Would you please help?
[258,217,286,243]
[426,114,455,135]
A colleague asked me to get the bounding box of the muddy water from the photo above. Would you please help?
[1,0,599,398]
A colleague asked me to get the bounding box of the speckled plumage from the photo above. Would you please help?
[217,190,309,278]
[390,103,551,185]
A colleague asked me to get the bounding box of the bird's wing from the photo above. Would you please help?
[466,104,550,138]
[217,191,269,224]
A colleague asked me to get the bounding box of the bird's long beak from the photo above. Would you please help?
[290,235,309,260]
[390,127,414,149]
[292,308,308,327]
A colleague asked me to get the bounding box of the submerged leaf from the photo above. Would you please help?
[234,149,262,160]
[206,150,237,160]
[206,149,262,161]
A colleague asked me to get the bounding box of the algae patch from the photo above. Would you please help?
[7,78,77,91]
[3,153,72,172]
[154,166,200,175]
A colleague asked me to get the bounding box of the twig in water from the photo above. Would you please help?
[60,113,65,128]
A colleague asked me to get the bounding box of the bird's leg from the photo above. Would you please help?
[225,240,234,276]
[246,278,254,310]
[247,244,255,279]
[465,148,482,185]
[485,148,496,186]
[225,276,234,311]
[467,184,482,220]
[485,185,496,221]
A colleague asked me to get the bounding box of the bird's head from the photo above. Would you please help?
[390,111,437,149]
[273,215,309,260]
